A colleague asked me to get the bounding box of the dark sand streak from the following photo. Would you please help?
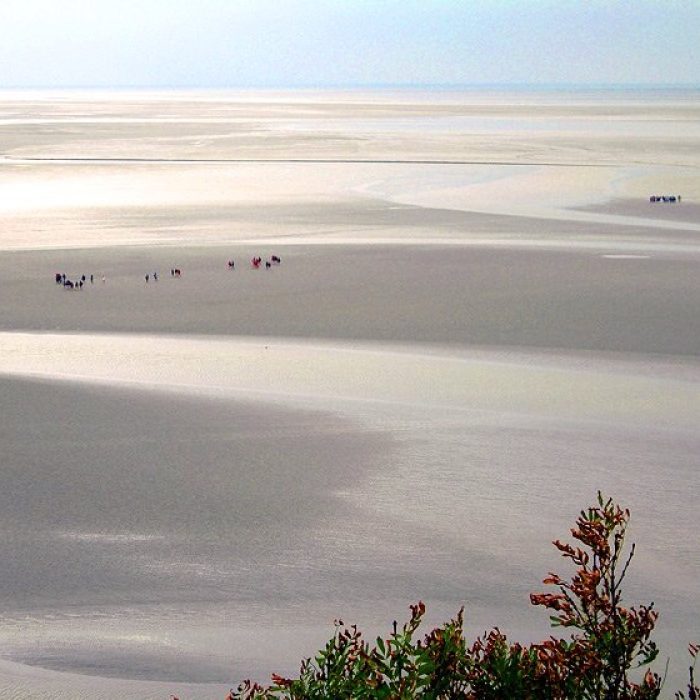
[1,156,614,167]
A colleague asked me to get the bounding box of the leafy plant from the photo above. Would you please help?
[674,644,699,700]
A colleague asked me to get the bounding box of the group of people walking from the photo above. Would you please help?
[248,255,281,269]
[55,272,103,289]
[54,254,282,291]
[649,194,682,203]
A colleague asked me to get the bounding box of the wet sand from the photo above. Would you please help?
[0,333,697,696]
[0,88,698,697]
[1,243,699,356]
[575,197,700,224]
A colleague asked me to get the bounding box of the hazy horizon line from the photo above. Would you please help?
[1,82,699,92]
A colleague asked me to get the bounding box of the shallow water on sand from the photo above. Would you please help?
[0,336,697,689]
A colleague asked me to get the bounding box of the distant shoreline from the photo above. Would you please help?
[1,83,699,92]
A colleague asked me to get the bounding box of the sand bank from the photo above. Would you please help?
[0,332,698,429]
[0,657,228,700]
[1,244,699,356]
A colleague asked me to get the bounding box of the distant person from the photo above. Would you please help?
[145,274,149,283]
[102,275,106,284]
[90,274,94,284]
[153,272,158,281]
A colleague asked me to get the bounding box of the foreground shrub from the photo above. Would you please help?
[175,494,697,699]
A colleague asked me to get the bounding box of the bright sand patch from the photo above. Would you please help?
[1,89,699,251]
[1,160,698,252]
[0,332,698,430]
[0,657,229,700]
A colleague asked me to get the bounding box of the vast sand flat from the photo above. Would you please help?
[1,88,700,253]
[2,88,700,166]
[0,89,698,698]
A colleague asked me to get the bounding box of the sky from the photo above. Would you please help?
[0,0,698,88]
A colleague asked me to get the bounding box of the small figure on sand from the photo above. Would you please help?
[227,259,235,269]
[153,272,158,281]
[145,273,150,283]
[650,194,681,203]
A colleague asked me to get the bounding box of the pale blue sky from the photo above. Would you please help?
[1,0,698,88]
